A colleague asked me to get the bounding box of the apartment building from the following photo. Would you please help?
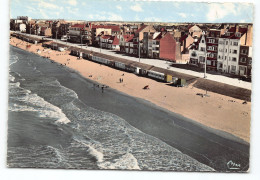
[206,29,221,71]
[217,26,251,75]
[189,33,207,68]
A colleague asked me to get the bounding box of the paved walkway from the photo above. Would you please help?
[13,32,252,90]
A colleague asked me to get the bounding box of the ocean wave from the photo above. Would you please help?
[99,153,140,170]
[9,74,15,82]
[9,55,19,66]
[9,81,71,124]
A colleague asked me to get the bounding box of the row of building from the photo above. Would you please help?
[10,16,253,77]
[189,25,253,77]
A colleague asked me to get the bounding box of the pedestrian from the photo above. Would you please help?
[101,86,104,93]
[122,78,123,83]
[119,78,121,83]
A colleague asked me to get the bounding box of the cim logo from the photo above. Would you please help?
[227,160,241,170]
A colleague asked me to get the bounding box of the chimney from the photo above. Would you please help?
[235,24,239,33]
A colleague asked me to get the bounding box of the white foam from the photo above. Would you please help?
[99,153,140,170]
[9,74,15,82]
[9,85,71,124]
[9,55,19,66]
[87,144,104,163]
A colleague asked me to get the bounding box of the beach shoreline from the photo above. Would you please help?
[9,37,251,143]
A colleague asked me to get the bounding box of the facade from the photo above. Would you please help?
[127,25,156,57]
[238,45,252,77]
[159,32,177,61]
[147,32,162,59]
[217,26,251,75]
[189,34,207,68]
[188,25,203,38]
[119,34,134,54]
[206,29,220,71]
[91,25,120,46]
[19,24,26,32]
[68,24,90,44]
[40,27,52,37]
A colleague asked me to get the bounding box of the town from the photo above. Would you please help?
[10,16,252,82]
[7,14,252,172]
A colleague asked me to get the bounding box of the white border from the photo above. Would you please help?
[1,0,259,180]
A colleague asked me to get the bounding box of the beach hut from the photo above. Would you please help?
[173,78,186,87]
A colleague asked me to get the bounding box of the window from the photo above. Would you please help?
[233,42,238,46]
[233,50,237,54]
[231,65,236,72]
[201,40,204,43]
[225,49,228,53]
[229,49,232,53]
[236,32,241,37]
[226,41,228,45]
[207,60,211,65]
[219,63,223,68]
[249,59,252,65]
[240,57,247,63]
[225,56,227,60]
[218,55,221,59]
[232,57,237,62]
[208,39,215,43]
[199,56,205,62]
[191,51,197,57]
[241,49,247,54]
[200,47,205,51]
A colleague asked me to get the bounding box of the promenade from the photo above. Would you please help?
[12,31,251,90]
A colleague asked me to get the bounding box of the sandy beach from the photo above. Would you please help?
[9,37,251,143]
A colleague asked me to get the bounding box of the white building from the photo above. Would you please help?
[19,23,26,32]
[189,33,207,68]
[217,26,249,75]
[217,37,240,74]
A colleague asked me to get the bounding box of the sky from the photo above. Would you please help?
[10,0,254,23]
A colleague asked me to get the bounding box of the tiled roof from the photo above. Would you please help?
[92,25,120,32]
[221,27,248,39]
[135,25,147,34]
[71,24,86,29]
[112,36,119,45]
[101,35,112,39]
[123,34,134,42]
[228,27,236,33]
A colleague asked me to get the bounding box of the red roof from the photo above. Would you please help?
[222,27,248,39]
[71,24,86,29]
[92,25,120,32]
[112,36,119,45]
[123,34,134,42]
[228,27,236,33]
[101,35,112,39]
[135,25,147,34]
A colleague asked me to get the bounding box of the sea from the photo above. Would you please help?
[7,45,249,172]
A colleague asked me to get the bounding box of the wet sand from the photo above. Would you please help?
[10,37,251,143]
